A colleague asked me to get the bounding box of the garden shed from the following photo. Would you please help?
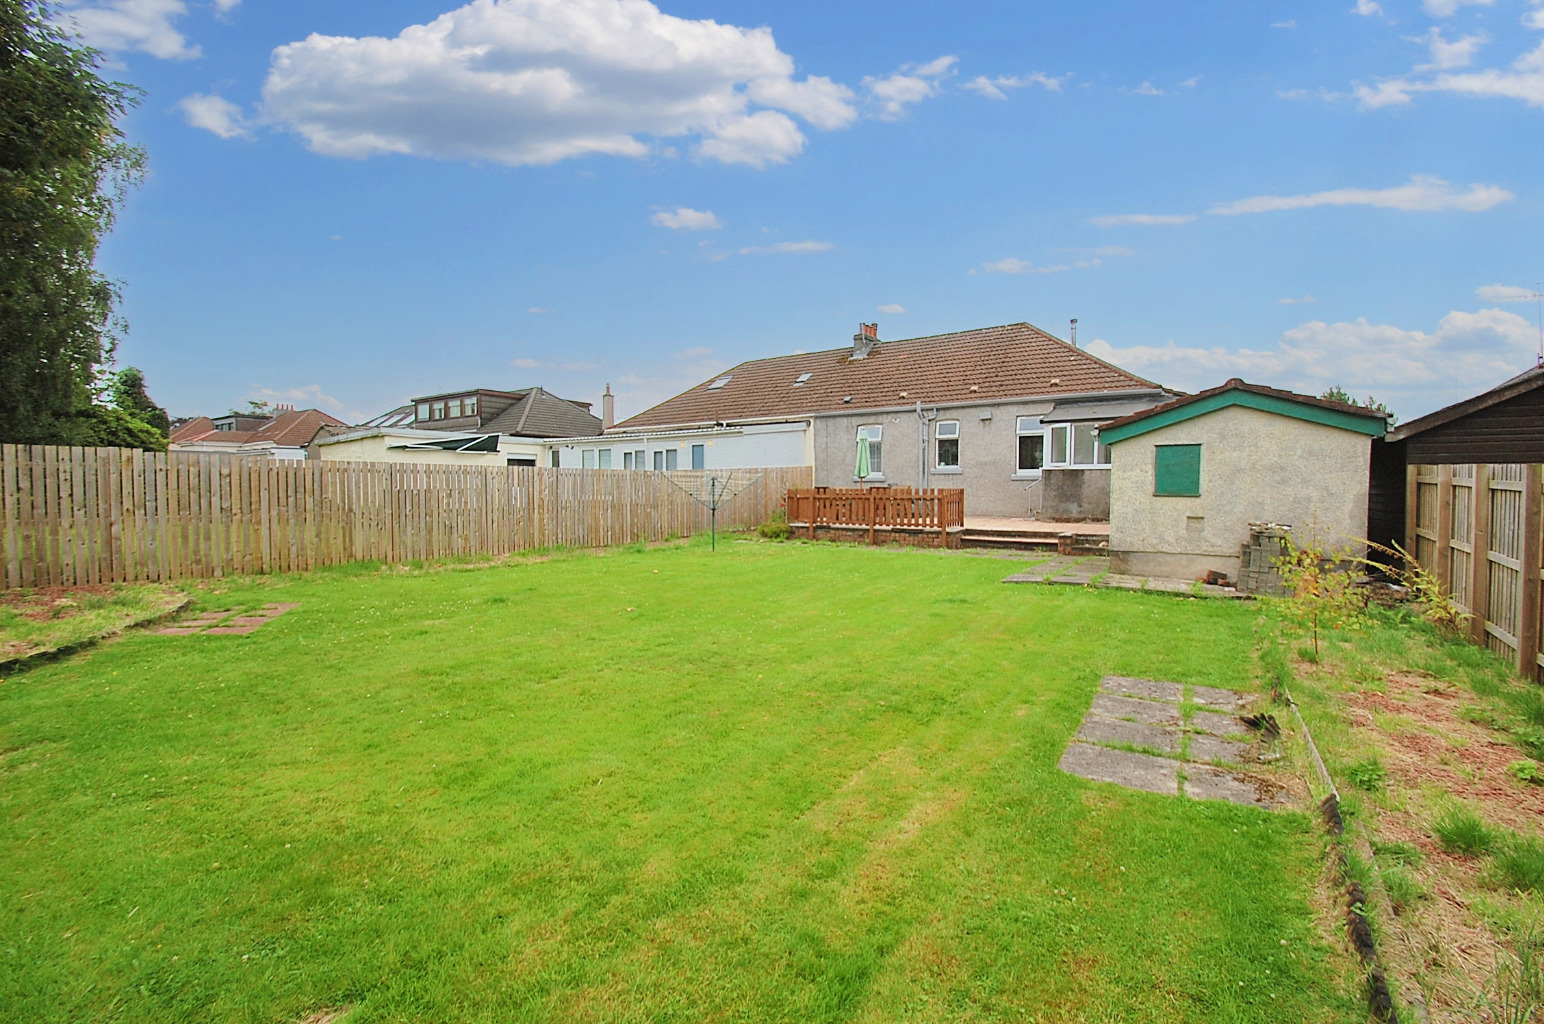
[1387,364,1544,678]
[1100,380,1388,583]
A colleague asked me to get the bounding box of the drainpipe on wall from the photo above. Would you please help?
[916,400,935,490]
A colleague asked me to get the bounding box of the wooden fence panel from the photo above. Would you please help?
[0,448,810,587]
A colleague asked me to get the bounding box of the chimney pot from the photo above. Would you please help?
[601,383,615,430]
[852,323,879,360]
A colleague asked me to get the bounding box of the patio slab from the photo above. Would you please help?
[1075,717,1182,755]
[1191,684,1250,711]
[1187,733,1252,766]
[1058,742,1180,796]
[1100,675,1183,704]
[1189,709,1247,737]
[1089,692,1181,726]
[1183,764,1288,808]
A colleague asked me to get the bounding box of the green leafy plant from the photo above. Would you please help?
[1345,757,1387,791]
[1274,531,1368,661]
[1508,760,1544,785]
[757,508,792,541]
[1361,541,1469,634]
[1433,806,1497,857]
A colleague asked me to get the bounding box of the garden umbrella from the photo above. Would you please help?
[855,435,871,487]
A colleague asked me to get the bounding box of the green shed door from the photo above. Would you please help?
[1154,444,1201,497]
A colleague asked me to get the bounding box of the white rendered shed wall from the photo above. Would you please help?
[1108,404,1371,579]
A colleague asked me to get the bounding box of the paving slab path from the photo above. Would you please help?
[1004,557,1248,598]
[1057,675,1289,808]
[153,603,299,637]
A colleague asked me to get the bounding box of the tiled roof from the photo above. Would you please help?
[170,409,348,448]
[613,322,1164,431]
[1100,378,1386,436]
[483,388,603,438]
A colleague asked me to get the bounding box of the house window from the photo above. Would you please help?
[794,372,812,385]
[653,451,664,471]
[550,450,560,468]
[416,403,430,422]
[430,401,446,420]
[448,398,462,418]
[1016,417,1045,472]
[1154,444,1202,496]
[598,449,612,469]
[665,449,679,470]
[935,420,960,468]
[1048,423,1110,468]
[634,449,645,468]
[707,375,732,390]
[463,396,477,417]
[623,452,633,470]
[582,449,596,469]
[857,425,883,476]
[691,444,705,470]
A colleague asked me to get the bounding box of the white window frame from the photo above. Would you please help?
[934,420,961,472]
[463,396,477,417]
[416,403,430,422]
[598,449,612,469]
[856,424,884,481]
[582,449,596,469]
[1014,417,1045,478]
[1047,422,1111,469]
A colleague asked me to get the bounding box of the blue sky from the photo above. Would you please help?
[61,0,1544,423]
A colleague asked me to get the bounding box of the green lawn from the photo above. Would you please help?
[0,540,1359,1023]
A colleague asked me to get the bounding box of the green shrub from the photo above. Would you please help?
[757,509,792,541]
[1433,806,1497,857]
[1380,864,1426,912]
[1517,727,1544,761]
[1345,757,1387,791]
[1508,760,1544,785]
[1490,835,1544,893]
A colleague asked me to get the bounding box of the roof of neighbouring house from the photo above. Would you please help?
[1386,363,1544,442]
[481,387,604,438]
[611,322,1167,431]
[169,408,349,448]
[1099,378,1390,445]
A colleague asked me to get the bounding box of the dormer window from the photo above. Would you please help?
[794,373,812,385]
[707,375,732,390]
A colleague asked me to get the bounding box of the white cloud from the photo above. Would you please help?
[1089,213,1197,226]
[650,207,722,231]
[1410,28,1488,70]
[510,357,542,368]
[982,257,1103,274]
[248,384,344,413]
[213,0,239,10]
[862,55,956,120]
[1131,81,1165,95]
[737,240,833,254]
[1279,295,1318,304]
[526,308,555,314]
[1178,76,1201,88]
[1209,175,1513,214]
[1273,20,1297,28]
[1085,307,1538,415]
[961,72,1068,101]
[877,303,906,314]
[178,93,252,139]
[1353,0,1384,16]
[259,0,859,169]
[1059,245,1136,257]
[672,346,714,359]
[1424,0,1493,16]
[59,0,199,60]
[1476,283,1541,302]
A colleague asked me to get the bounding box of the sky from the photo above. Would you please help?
[57,0,1544,424]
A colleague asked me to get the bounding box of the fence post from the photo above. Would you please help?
[1520,464,1542,680]
[1470,464,1493,647]
[1435,465,1453,591]
[1405,464,1420,565]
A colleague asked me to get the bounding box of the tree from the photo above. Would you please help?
[109,366,169,435]
[0,0,145,445]
[1321,386,1398,426]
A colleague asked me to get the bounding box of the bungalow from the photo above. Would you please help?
[170,407,348,460]
[1101,380,1389,582]
[556,322,1175,519]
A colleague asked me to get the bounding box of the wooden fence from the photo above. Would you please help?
[1407,463,1543,679]
[0,445,811,588]
[786,486,965,547]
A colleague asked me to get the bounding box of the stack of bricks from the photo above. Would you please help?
[1237,524,1291,596]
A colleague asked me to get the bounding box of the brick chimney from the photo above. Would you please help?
[852,322,879,360]
[601,383,615,429]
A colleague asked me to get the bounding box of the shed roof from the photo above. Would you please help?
[1099,379,1389,445]
[612,322,1166,431]
[1387,364,1544,442]
[1384,364,1544,464]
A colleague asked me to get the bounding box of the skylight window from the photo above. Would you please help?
[794,373,813,385]
[707,375,732,390]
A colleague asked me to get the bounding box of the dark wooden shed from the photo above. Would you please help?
[1385,365,1544,680]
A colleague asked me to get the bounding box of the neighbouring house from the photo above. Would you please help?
[1101,379,1389,581]
[557,322,1175,519]
[1382,364,1544,676]
[332,386,605,467]
[169,406,348,460]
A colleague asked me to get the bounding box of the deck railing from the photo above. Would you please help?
[785,487,965,546]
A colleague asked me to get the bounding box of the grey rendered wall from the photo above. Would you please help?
[1108,404,1373,579]
[1041,469,1111,521]
[813,401,1056,517]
